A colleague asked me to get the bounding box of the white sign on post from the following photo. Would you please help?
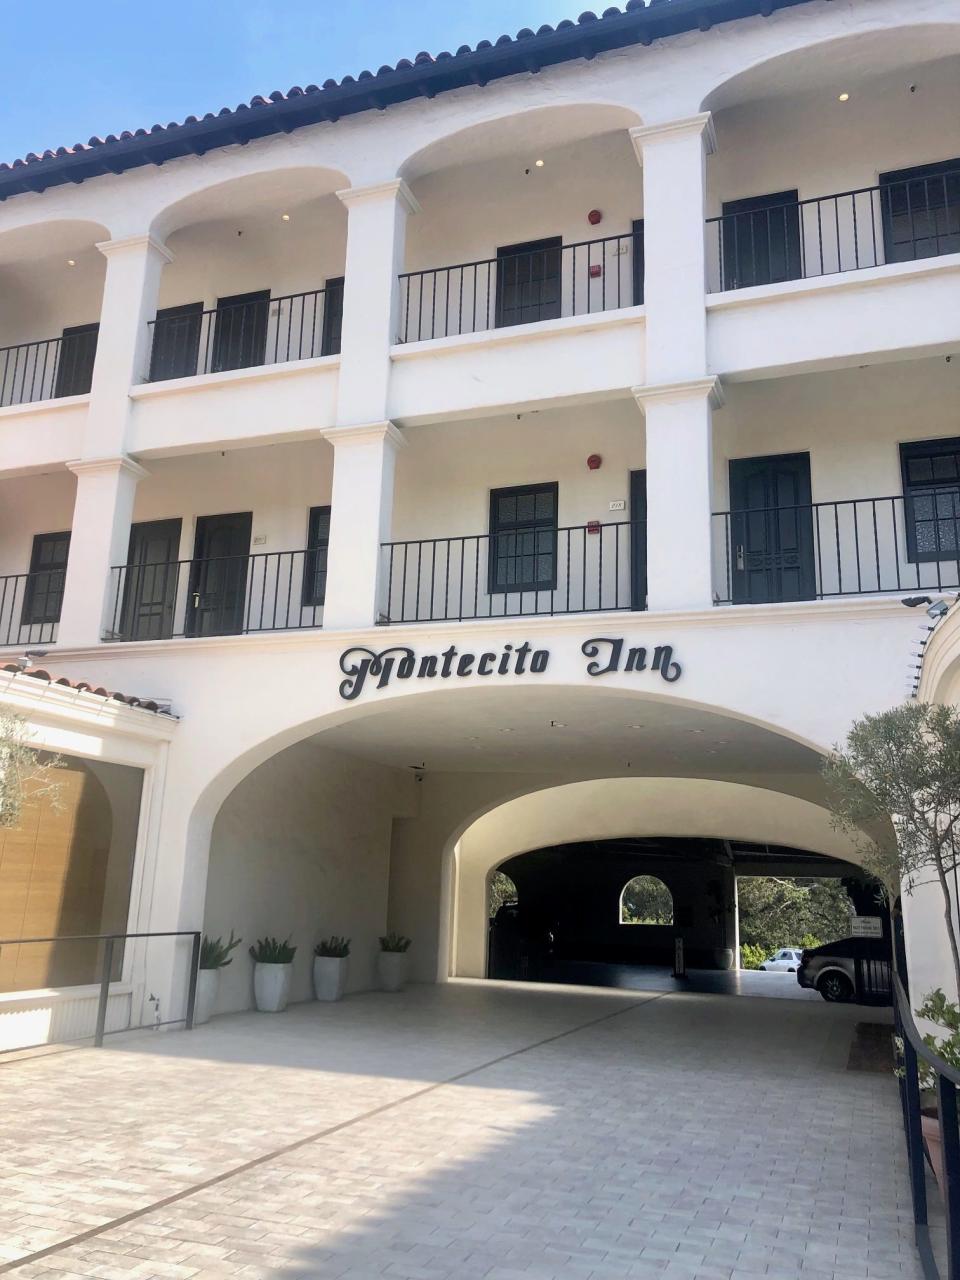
[851,917,883,938]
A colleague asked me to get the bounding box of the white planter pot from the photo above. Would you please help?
[313,955,348,1002]
[194,967,220,1025]
[253,962,293,1012]
[378,951,409,992]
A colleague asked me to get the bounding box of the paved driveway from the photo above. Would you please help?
[0,980,924,1279]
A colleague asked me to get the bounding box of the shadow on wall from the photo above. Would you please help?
[204,738,408,1013]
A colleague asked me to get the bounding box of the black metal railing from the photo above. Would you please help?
[0,571,63,644]
[398,231,643,343]
[893,924,956,1277]
[706,166,960,291]
[707,169,960,293]
[0,930,200,1051]
[712,496,960,605]
[104,548,327,641]
[379,521,646,622]
[0,329,98,408]
[146,286,342,382]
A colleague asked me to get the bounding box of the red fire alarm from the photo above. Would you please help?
[588,209,603,226]
[587,454,602,470]
[589,263,603,279]
[586,520,601,535]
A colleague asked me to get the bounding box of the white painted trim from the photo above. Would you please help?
[336,179,421,216]
[706,254,960,312]
[128,353,341,401]
[96,234,173,264]
[632,376,724,410]
[66,456,149,481]
[319,421,407,449]
[0,671,178,740]
[0,394,89,422]
[629,113,716,160]
[390,305,645,361]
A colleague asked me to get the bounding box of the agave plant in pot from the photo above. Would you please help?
[313,936,350,1002]
[249,936,297,1012]
[378,933,412,992]
[195,931,241,1025]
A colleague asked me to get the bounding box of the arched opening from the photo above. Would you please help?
[145,167,349,381]
[620,874,673,925]
[700,28,960,292]
[397,105,645,342]
[0,218,111,407]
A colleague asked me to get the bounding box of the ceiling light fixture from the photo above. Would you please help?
[550,720,567,728]
[281,212,291,222]
[66,258,76,267]
[534,159,545,168]
[838,92,850,102]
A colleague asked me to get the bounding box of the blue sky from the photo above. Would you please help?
[1,1,581,163]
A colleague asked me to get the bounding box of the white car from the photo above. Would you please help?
[758,948,804,972]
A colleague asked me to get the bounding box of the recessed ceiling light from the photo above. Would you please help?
[499,727,515,733]
[280,212,291,222]
[550,720,567,728]
[66,259,76,267]
[628,724,645,730]
[534,159,545,168]
[837,92,850,102]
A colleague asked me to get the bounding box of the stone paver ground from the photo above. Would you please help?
[0,979,928,1279]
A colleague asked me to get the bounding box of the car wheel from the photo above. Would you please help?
[818,972,853,1002]
[758,965,767,971]
[788,967,796,973]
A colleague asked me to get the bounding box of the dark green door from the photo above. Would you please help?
[186,512,252,636]
[212,291,269,372]
[119,519,182,640]
[721,191,802,290]
[496,238,562,328]
[729,453,815,604]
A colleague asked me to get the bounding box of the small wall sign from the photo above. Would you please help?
[337,636,682,700]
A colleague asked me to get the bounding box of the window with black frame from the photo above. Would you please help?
[303,505,331,606]
[900,438,960,564]
[488,483,558,594]
[22,531,70,626]
[881,159,960,264]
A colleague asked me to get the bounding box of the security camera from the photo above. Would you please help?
[927,600,949,620]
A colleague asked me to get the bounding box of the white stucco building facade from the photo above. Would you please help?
[0,0,958,1038]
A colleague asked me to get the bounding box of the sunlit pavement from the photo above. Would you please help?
[0,979,921,1279]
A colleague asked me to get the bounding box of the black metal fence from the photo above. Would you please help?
[105,548,327,640]
[397,231,643,343]
[146,286,341,382]
[0,931,200,1051]
[707,168,960,293]
[379,521,646,622]
[712,496,960,605]
[893,924,957,1278]
[0,329,98,408]
[0,571,62,644]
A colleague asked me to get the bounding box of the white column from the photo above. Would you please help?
[319,422,406,629]
[335,180,420,427]
[630,114,715,384]
[57,457,148,647]
[634,378,722,612]
[84,235,172,457]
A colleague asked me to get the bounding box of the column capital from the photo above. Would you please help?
[632,376,724,412]
[336,179,421,216]
[629,113,716,164]
[319,420,407,450]
[96,234,174,264]
[66,455,150,481]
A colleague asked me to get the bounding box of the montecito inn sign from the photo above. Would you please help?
[338,637,683,700]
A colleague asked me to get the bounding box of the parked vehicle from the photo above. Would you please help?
[797,936,892,1003]
[757,947,803,972]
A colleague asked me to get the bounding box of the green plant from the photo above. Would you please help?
[200,931,241,970]
[916,989,960,1087]
[823,702,960,995]
[314,936,350,958]
[379,932,412,953]
[0,710,62,830]
[739,943,769,971]
[249,936,296,964]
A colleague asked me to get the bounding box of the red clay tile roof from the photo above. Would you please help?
[0,0,818,201]
[0,665,175,716]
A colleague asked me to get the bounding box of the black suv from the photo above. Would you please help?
[797,935,892,1004]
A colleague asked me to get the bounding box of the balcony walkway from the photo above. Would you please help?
[0,980,924,1279]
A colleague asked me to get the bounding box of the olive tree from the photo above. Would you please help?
[0,709,61,830]
[822,702,960,998]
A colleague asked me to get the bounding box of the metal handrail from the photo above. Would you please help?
[0,930,201,1048]
[706,169,960,226]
